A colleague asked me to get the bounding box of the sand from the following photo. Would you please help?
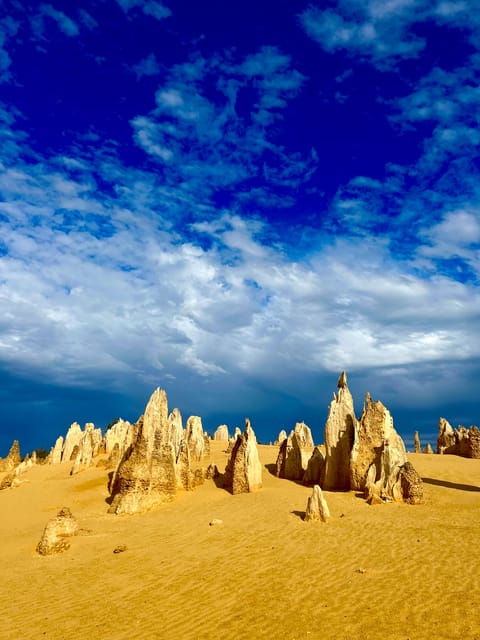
[1,443,480,640]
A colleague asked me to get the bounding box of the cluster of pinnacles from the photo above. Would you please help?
[275,371,424,505]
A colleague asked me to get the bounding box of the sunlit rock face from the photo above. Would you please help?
[437,418,480,458]
[108,388,184,514]
[213,425,229,441]
[0,440,21,472]
[323,371,356,491]
[223,419,262,494]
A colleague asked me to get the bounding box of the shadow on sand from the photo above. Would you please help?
[422,477,480,492]
[291,510,306,521]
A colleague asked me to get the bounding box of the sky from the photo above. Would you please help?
[1,0,479,456]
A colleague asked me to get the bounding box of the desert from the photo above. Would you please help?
[1,375,480,640]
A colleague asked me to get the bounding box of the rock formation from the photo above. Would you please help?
[275,432,311,481]
[324,371,356,491]
[213,425,229,441]
[274,429,288,445]
[223,419,262,494]
[70,423,103,475]
[62,422,84,463]
[305,485,330,522]
[303,447,326,486]
[109,388,184,514]
[186,416,207,461]
[50,436,64,464]
[293,422,314,448]
[414,431,421,454]
[0,440,21,472]
[350,394,423,504]
[423,443,433,454]
[437,419,480,458]
[36,507,79,555]
[104,419,135,458]
[168,409,184,457]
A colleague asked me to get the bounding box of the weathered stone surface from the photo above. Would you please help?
[0,440,21,472]
[36,507,79,555]
[70,423,103,475]
[223,419,262,494]
[274,429,288,445]
[62,422,84,464]
[186,416,206,461]
[293,422,314,448]
[275,432,311,482]
[423,443,434,454]
[168,409,184,457]
[437,419,480,458]
[324,371,356,491]
[50,436,64,465]
[104,419,134,458]
[305,485,330,522]
[206,463,220,480]
[303,447,325,486]
[108,388,179,514]
[414,431,421,454]
[213,425,229,441]
[398,462,424,504]
[350,393,410,501]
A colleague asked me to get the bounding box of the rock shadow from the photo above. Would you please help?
[265,463,277,477]
[422,477,480,492]
[291,510,306,521]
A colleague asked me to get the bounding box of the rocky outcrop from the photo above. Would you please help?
[323,371,356,491]
[186,416,206,461]
[423,443,433,454]
[0,440,21,472]
[104,419,134,458]
[168,409,184,457]
[350,393,408,494]
[36,507,79,555]
[213,425,229,441]
[293,422,314,448]
[223,419,262,494]
[398,462,424,504]
[274,429,288,445]
[62,422,84,463]
[305,485,330,522]
[303,447,325,486]
[109,388,183,514]
[437,419,480,458]
[50,436,64,464]
[414,431,421,454]
[70,423,103,475]
[276,433,311,481]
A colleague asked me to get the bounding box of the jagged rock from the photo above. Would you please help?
[50,436,64,465]
[305,485,330,522]
[276,432,310,481]
[70,423,103,475]
[104,419,134,457]
[423,443,433,454]
[437,419,480,458]
[324,371,356,490]
[274,429,288,445]
[303,447,326,486]
[168,409,184,457]
[223,419,262,494]
[108,388,180,514]
[36,507,79,555]
[206,463,220,480]
[0,472,15,490]
[0,440,21,472]
[62,422,84,464]
[350,392,422,504]
[398,462,424,504]
[414,431,421,454]
[213,425,229,441]
[186,416,206,461]
[293,422,314,448]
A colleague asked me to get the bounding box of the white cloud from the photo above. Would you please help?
[39,4,80,37]
[116,0,171,21]
[133,53,160,78]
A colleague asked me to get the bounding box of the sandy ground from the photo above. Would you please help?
[1,443,480,640]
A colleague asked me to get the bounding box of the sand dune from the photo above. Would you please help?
[2,443,480,640]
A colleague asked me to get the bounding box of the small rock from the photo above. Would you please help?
[113,545,127,554]
[357,567,366,574]
[209,519,223,526]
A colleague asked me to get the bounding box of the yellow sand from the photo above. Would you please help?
[1,443,480,640]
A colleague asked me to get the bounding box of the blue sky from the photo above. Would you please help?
[1,0,479,455]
